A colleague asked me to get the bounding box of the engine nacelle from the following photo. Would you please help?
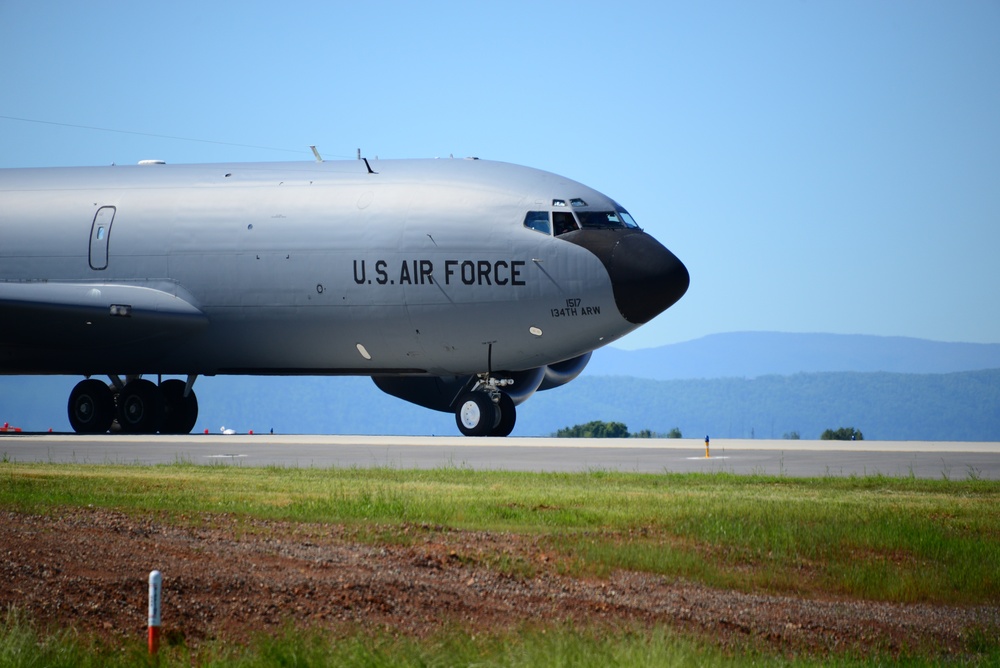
[537,351,592,391]
[371,375,474,413]
[371,352,591,412]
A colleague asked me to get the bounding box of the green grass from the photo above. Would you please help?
[2,462,998,605]
[0,610,715,667]
[2,462,999,665]
[2,608,993,668]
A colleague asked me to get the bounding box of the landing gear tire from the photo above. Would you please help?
[68,379,115,434]
[490,392,516,437]
[160,379,198,434]
[455,392,497,437]
[117,379,163,434]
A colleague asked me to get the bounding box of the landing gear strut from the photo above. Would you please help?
[66,376,199,435]
[453,375,516,437]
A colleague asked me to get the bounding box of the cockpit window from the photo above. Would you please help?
[576,210,639,230]
[612,202,641,229]
[618,209,638,228]
[524,203,639,237]
[523,211,551,235]
[553,211,579,236]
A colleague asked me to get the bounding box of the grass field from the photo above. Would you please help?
[2,461,998,665]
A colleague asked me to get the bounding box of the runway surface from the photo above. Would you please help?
[1,434,998,479]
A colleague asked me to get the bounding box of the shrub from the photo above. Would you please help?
[820,427,863,441]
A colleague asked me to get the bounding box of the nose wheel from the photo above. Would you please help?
[454,389,516,437]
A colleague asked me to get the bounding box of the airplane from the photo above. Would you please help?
[0,156,689,436]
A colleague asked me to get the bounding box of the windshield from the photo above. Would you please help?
[522,205,641,237]
[576,210,639,230]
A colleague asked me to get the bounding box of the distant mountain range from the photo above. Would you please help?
[522,369,1000,441]
[585,332,1000,379]
[2,333,999,440]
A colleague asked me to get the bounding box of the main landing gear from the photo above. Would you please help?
[454,376,516,437]
[67,375,199,434]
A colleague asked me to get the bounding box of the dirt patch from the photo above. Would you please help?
[1,508,996,658]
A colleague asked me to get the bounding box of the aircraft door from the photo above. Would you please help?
[89,206,116,270]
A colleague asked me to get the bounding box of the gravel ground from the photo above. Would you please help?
[1,508,996,659]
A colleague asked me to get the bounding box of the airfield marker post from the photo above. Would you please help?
[148,570,162,655]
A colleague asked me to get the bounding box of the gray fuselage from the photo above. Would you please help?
[0,158,688,380]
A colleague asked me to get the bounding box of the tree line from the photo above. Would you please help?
[554,421,683,438]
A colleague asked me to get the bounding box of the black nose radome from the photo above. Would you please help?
[566,229,690,324]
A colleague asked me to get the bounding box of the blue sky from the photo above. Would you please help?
[2,1,998,349]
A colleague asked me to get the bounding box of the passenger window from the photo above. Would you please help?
[553,211,579,236]
[523,211,551,235]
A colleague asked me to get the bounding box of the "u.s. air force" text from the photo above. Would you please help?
[353,259,526,286]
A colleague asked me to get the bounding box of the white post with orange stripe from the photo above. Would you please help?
[148,570,162,655]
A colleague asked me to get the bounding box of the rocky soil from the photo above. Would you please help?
[1,508,996,659]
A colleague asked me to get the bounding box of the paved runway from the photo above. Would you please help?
[1,434,998,479]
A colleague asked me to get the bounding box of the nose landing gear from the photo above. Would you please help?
[454,375,517,437]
